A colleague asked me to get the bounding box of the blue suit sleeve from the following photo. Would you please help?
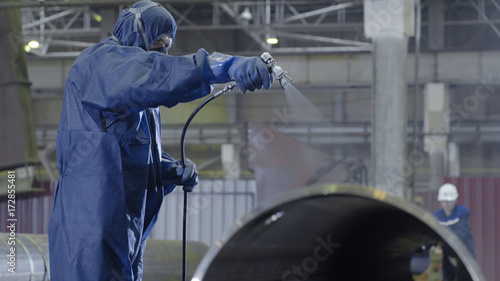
[79,45,213,116]
[450,212,476,258]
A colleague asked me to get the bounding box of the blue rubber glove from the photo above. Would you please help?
[228,56,272,93]
[203,52,273,93]
[162,157,198,192]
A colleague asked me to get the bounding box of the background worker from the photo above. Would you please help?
[48,1,273,280]
[434,183,476,281]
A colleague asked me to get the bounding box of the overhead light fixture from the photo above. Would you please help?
[90,11,102,22]
[93,14,102,22]
[266,35,278,45]
[24,45,31,52]
[240,7,252,21]
[28,40,40,49]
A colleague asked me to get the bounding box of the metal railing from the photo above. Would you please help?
[35,120,500,146]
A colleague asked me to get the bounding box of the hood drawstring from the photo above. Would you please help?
[107,32,121,45]
[125,2,160,51]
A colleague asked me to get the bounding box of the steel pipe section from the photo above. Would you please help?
[0,233,208,281]
[0,233,50,281]
[192,184,485,281]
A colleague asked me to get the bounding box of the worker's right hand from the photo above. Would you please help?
[227,56,272,94]
[162,157,198,192]
[203,52,273,93]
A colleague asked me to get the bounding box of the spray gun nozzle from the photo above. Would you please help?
[279,73,294,88]
[260,52,294,89]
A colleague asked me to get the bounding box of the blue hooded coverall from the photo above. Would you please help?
[48,1,271,280]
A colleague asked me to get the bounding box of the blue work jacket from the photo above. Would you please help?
[48,36,213,281]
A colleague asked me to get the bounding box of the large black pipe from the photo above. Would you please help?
[192,184,485,281]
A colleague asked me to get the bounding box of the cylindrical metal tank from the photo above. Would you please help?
[192,184,485,281]
[0,233,208,281]
[0,233,50,281]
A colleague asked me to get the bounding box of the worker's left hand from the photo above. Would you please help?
[162,157,198,192]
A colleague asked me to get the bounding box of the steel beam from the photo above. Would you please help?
[46,39,95,48]
[490,0,500,12]
[284,3,309,25]
[165,3,216,50]
[270,30,371,47]
[218,3,269,51]
[283,2,353,23]
[0,0,233,9]
[23,28,100,37]
[468,0,500,38]
[22,8,75,29]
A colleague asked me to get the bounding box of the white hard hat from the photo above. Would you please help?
[437,183,459,201]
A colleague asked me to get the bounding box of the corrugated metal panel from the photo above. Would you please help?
[415,188,438,212]
[0,181,55,234]
[150,179,256,248]
[446,177,499,281]
[0,179,256,247]
[417,177,499,281]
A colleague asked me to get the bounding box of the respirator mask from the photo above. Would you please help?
[150,35,172,54]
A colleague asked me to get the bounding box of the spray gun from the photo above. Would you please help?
[179,51,291,281]
[183,52,292,159]
[260,52,294,88]
[213,52,294,98]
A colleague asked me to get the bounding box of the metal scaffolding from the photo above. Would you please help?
[5,0,499,58]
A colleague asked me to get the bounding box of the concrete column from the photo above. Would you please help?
[423,83,449,190]
[370,33,408,197]
[364,0,414,197]
[221,143,240,180]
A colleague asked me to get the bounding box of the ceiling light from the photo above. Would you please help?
[94,14,102,22]
[266,36,278,45]
[240,7,252,21]
[24,45,31,52]
[28,40,40,49]
[90,11,102,22]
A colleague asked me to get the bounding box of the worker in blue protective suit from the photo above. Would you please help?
[48,1,272,280]
[433,183,476,281]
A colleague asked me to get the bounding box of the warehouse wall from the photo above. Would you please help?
[150,179,256,248]
[0,180,256,247]
[27,50,500,128]
[27,50,500,184]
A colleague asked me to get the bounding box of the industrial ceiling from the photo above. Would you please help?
[2,0,500,58]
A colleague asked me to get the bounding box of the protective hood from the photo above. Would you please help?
[113,0,177,51]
